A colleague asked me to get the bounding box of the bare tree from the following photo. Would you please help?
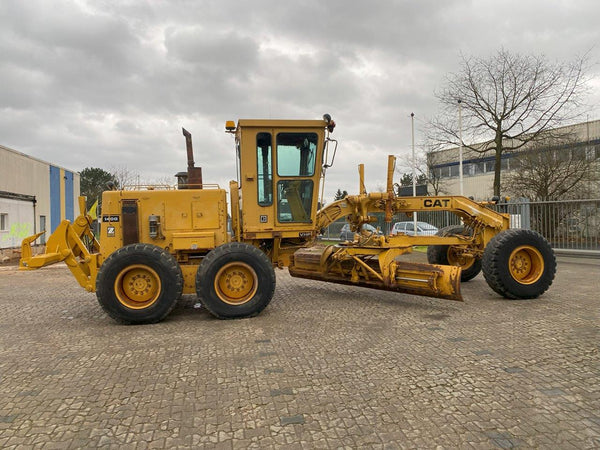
[147,175,177,187]
[429,49,589,196]
[110,165,141,190]
[423,145,449,196]
[501,136,599,201]
[396,146,448,195]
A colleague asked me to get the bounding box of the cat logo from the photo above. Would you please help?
[423,198,451,208]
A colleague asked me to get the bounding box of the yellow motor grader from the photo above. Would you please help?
[20,115,556,324]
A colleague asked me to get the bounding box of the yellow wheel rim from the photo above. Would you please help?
[508,245,544,284]
[447,247,474,270]
[114,264,161,309]
[214,262,258,305]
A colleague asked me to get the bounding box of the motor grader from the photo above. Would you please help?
[20,115,556,324]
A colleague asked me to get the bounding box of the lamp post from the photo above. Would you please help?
[458,99,464,196]
[411,112,417,233]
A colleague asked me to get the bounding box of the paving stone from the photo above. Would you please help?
[0,256,598,447]
[280,415,305,426]
[270,388,294,397]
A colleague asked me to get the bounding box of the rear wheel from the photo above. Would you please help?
[482,229,556,299]
[96,244,183,324]
[196,242,275,319]
[427,225,482,281]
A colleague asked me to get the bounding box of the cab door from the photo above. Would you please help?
[273,131,319,224]
[236,120,325,239]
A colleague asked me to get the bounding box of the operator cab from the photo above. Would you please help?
[228,117,334,241]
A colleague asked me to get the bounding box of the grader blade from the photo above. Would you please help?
[289,247,462,302]
[391,261,462,301]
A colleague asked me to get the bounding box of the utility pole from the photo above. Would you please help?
[458,99,464,196]
[411,113,418,234]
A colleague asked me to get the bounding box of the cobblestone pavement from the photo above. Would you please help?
[0,254,598,449]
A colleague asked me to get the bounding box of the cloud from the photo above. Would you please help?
[0,0,598,203]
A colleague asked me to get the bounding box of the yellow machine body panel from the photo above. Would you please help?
[99,188,229,294]
[99,188,228,255]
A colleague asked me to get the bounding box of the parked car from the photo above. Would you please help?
[390,221,439,236]
[339,223,382,241]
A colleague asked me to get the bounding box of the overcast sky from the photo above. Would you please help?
[2,0,599,202]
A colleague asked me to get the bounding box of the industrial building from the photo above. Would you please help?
[0,144,80,251]
[428,119,600,199]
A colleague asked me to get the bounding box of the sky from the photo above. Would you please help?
[1,0,599,203]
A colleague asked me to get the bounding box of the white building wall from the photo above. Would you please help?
[429,119,600,200]
[0,198,35,248]
[1,145,51,222]
[439,173,496,200]
[0,144,80,249]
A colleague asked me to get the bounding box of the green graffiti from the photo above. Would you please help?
[9,223,32,240]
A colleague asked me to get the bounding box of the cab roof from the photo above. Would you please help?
[236,119,328,128]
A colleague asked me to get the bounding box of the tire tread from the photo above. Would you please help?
[96,244,183,324]
[196,242,275,319]
[482,228,556,299]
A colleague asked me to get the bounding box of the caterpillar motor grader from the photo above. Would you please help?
[20,114,556,324]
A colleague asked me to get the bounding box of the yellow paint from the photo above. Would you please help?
[19,120,517,307]
[114,264,162,309]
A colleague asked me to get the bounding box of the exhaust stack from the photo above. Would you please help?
[177,128,203,189]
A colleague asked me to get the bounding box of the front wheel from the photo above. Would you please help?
[482,229,556,299]
[427,225,482,282]
[196,242,276,319]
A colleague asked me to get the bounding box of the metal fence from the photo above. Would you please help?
[491,198,600,254]
[320,198,600,256]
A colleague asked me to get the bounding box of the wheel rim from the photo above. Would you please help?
[508,245,544,284]
[447,247,475,270]
[214,262,258,305]
[114,264,162,309]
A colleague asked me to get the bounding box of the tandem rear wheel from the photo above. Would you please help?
[196,242,276,319]
[96,243,183,324]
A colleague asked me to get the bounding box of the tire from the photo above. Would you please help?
[196,242,275,319]
[427,225,482,282]
[96,244,183,324]
[482,229,556,299]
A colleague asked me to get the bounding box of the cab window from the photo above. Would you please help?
[277,180,313,223]
[256,132,272,206]
[276,133,317,177]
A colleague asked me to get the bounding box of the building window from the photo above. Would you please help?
[0,213,7,231]
[463,163,475,176]
[572,147,587,160]
[40,216,47,245]
[449,165,459,177]
[473,161,485,175]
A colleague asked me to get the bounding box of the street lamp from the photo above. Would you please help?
[411,112,417,233]
[458,99,464,196]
